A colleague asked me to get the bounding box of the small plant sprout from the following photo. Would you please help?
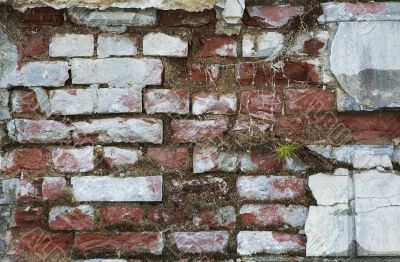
[274,143,299,162]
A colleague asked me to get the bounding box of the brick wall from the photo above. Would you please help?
[1,1,400,261]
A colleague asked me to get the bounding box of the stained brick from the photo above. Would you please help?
[192,92,237,115]
[193,206,236,230]
[197,38,237,57]
[183,64,220,85]
[49,205,95,230]
[11,90,41,114]
[101,147,142,169]
[144,89,189,114]
[168,231,229,254]
[18,35,49,58]
[147,208,185,225]
[20,230,73,254]
[240,91,282,120]
[100,206,143,226]
[147,148,188,171]
[42,177,67,201]
[285,88,334,114]
[171,119,228,143]
[2,148,48,173]
[13,207,44,227]
[52,147,94,173]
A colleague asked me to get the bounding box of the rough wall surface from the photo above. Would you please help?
[0,1,400,261]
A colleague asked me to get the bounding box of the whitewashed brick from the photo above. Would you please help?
[50,88,97,115]
[71,58,163,87]
[71,176,162,202]
[242,32,284,59]
[192,92,237,115]
[73,118,163,144]
[143,33,188,57]
[52,147,94,173]
[49,34,94,57]
[144,89,189,114]
[102,147,142,168]
[96,88,142,113]
[97,34,137,58]
[193,147,238,173]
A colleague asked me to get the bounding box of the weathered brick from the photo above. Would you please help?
[71,58,163,87]
[96,88,142,113]
[291,31,328,57]
[285,88,334,114]
[168,231,229,254]
[13,207,44,227]
[244,5,304,28]
[159,10,216,27]
[11,90,41,113]
[74,232,164,255]
[232,118,270,133]
[192,92,236,115]
[242,32,284,58]
[240,150,281,173]
[20,230,73,254]
[97,34,137,58]
[275,116,307,132]
[147,148,188,171]
[49,205,95,230]
[20,7,65,28]
[171,119,228,143]
[240,91,282,120]
[100,206,143,226]
[197,38,237,57]
[172,176,228,197]
[18,35,49,57]
[50,88,96,115]
[237,176,305,201]
[16,179,42,201]
[183,64,220,85]
[101,147,142,169]
[193,206,236,230]
[42,177,67,201]
[7,119,72,144]
[239,204,308,228]
[193,147,238,173]
[147,208,185,225]
[49,34,94,57]
[143,33,188,57]
[52,147,94,173]
[71,176,162,202]
[73,118,163,144]
[237,231,306,255]
[2,148,48,172]
[144,89,189,114]
[2,61,69,88]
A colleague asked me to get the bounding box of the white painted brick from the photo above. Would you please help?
[50,88,97,115]
[52,147,94,173]
[102,147,142,167]
[242,32,284,59]
[71,176,162,202]
[96,88,141,113]
[72,118,163,144]
[143,33,188,57]
[71,58,163,87]
[192,92,237,115]
[49,34,94,57]
[97,34,138,58]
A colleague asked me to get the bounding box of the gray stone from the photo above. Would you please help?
[330,21,400,110]
[305,205,352,257]
[0,90,10,120]
[242,32,284,59]
[353,152,392,170]
[71,58,163,87]
[49,34,94,57]
[0,179,18,205]
[308,171,350,206]
[71,176,162,202]
[193,147,238,174]
[143,33,188,57]
[332,145,394,165]
[97,34,137,58]
[0,29,18,89]
[68,8,157,33]
[215,0,244,35]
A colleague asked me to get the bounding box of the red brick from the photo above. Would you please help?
[14,207,44,227]
[240,91,282,120]
[183,63,220,85]
[197,38,237,57]
[239,204,308,228]
[20,7,65,28]
[171,119,228,143]
[19,229,73,254]
[285,88,334,114]
[235,61,319,88]
[49,205,94,231]
[144,89,189,114]
[315,113,400,142]
[100,206,143,226]
[42,177,67,201]
[18,35,49,58]
[244,5,304,28]
[168,231,229,254]
[11,90,41,114]
[275,116,307,132]
[147,148,189,171]
[159,10,216,27]
[241,149,281,173]
[2,148,48,173]
[147,208,185,225]
[193,206,236,230]
[298,38,326,57]
[74,232,164,255]
[17,179,43,201]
